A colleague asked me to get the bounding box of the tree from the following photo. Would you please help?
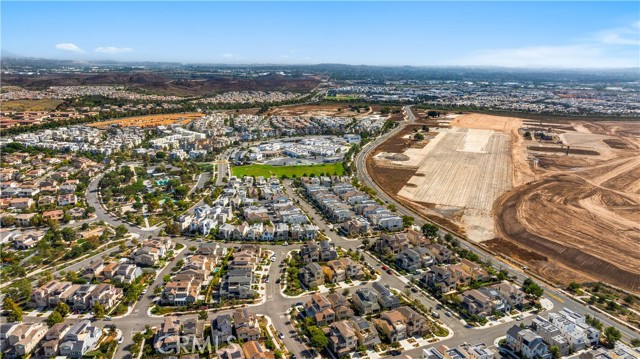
[115,225,128,238]
[61,227,77,242]
[308,326,328,349]
[198,310,208,321]
[133,332,145,345]
[623,294,636,305]
[362,238,370,248]
[55,301,71,317]
[4,298,23,322]
[189,246,198,252]
[421,223,439,238]
[93,302,106,319]
[6,278,32,302]
[549,345,561,359]
[47,311,64,326]
[523,278,544,298]
[604,326,621,347]
[414,133,425,140]
[1,215,16,227]
[402,216,414,227]
[38,271,54,286]
[567,281,582,293]
[630,338,640,347]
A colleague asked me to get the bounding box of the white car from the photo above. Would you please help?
[118,337,124,344]
[271,257,276,262]
[278,332,285,339]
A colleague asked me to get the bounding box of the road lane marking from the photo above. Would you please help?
[546,291,564,303]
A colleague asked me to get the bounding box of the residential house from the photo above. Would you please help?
[211,314,234,346]
[154,317,182,353]
[233,309,261,342]
[326,293,354,321]
[242,340,275,359]
[299,263,324,289]
[43,322,73,357]
[6,322,47,358]
[505,325,552,359]
[59,320,102,358]
[373,310,407,343]
[220,267,255,300]
[300,241,320,263]
[162,275,200,305]
[305,293,336,327]
[89,283,123,309]
[352,288,380,315]
[372,282,401,310]
[319,240,338,261]
[71,284,97,311]
[325,320,358,358]
[397,306,429,337]
[489,280,526,310]
[350,316,381,349]
[376,233,410,255]
[460,288,509,318]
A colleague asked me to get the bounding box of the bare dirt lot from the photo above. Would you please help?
[88,113,204,128]
[368,113,640,292]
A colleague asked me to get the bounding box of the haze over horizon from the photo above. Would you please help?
[2,1,639,69]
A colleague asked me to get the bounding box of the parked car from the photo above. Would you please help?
[432,312,440,319]
[278,332,285,339]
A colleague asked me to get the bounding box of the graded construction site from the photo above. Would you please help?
[367,113,640,292]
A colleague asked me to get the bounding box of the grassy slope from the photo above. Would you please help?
[1,99,63,111]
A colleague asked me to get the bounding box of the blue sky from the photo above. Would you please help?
[2,1,639,68]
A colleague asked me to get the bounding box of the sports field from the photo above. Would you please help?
[232,163,345,178]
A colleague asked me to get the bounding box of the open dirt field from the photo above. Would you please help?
[368,112,640,291]
[396,128,512,211]
[88,113,204,128]
[494,120,640,292]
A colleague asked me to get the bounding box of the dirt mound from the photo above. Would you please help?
[528,146,600,156]
[603,138,632,149]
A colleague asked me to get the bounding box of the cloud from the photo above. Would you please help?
[221,53,234,59]
[55,43,84,53]
[595,21,640,46]
[460,21,640,68]
[462,44,637,68]
[95,46,133,54]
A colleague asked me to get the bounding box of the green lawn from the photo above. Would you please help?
[232,163,345,178]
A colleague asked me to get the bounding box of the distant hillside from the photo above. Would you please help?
[1,72,321,96]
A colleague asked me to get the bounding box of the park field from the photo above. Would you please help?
[232,163,345,178]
